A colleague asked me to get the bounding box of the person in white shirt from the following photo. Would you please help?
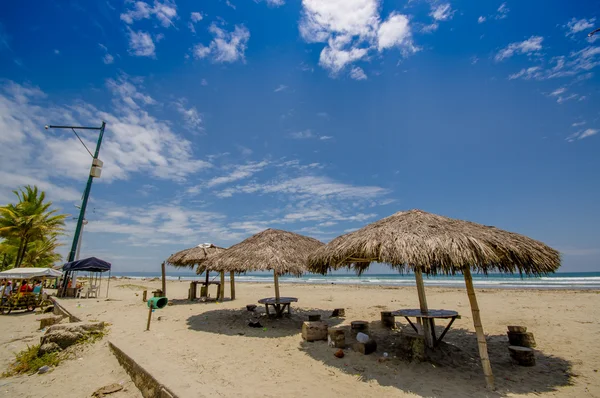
[1,280,12,304]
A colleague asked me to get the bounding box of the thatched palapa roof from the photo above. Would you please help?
[166,243,226,270]
[308,209,560,276]
[202,229,324,276]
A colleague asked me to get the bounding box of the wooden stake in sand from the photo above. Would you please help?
[146,305,153,331]
[161,262,167,297]
[463,267,495,390]
[414,268,435,348]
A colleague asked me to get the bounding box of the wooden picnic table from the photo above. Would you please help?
[392,309,460,347]
[188,280,221,301]
[258,297,298,318]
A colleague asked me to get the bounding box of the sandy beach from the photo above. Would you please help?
[2,279,600,397]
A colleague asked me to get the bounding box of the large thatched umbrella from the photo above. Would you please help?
[308,209,560,390]
[202,229,324,301]
[166,243,227,298]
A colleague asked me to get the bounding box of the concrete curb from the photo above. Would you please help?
[109,341,178,398]
[50,297,82,322]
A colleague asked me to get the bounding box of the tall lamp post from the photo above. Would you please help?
[45,122,106,297]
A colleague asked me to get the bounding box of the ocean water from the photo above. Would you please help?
[112,271,600,290]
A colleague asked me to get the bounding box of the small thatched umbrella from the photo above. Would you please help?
[166,243,227,298]
[308,209,560,390]
[202,229,324,301]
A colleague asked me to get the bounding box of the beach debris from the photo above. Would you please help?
[356,332,369,344]
[398,332,426,361]
[308,314,321,321]
[92,383,124,397]
[328,329,346,348]
[302,320,328,342]
[330,308,345,317]
[246,304,257,312]
[353,339,377,355]
[248,320,262,328]
[334,349,345,358]
[508,345,536,366]
[381,311,395,328]
[37,365,50,374]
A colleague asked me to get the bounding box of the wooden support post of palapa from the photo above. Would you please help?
[146,305,153,331]
[219,271,225,300]
[161,262,167,297]
[464,266,495,390]
[230,271,236,300]
[414,268,435,348]
[274,272,280,301]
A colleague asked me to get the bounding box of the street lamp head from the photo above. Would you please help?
[44,125,49,130]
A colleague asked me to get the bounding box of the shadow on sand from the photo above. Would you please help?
[186,306,344,338]
[299,320,574,397]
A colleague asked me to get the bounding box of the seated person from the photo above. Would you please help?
[32,281,42,294]
[1,281,12,304]
[20,282,33,293]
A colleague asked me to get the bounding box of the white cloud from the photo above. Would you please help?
[572,121,586,127]
[121,0,177,28]
[567,128,598,142]
[201,78,208,86]
[478,16,486,24]
[290,130,314,139]
[377,13,415,52]
[274,84,288,92]
[193,24,250,63]
[495,2,509,20]
[205,161,270,188]
[299,0,415,75]
[556,93,578,104]
[508,46,600,80]
[255,0,285,6]
[0,78,211,189]
[549,87,566,97]
[495,36,543,62]
[565,17,595,38]
[430,4,453,21]
[174,99,203,131]
[127,29,156,57]
[319,135,333,140]
[349,66,367,80]
[103,54,115,64]
[190,12,203,23]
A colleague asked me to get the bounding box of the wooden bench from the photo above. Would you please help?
[258,297,298,318]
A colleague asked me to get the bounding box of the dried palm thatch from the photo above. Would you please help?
[203,229,324,276]
[166,244,226,270]
[308,209,561,391]
[308,209,560,276]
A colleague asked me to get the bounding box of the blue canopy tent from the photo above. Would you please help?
[62,257,112,297]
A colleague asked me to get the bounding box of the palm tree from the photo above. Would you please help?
[0,186,67,268]
[21,235,63,268]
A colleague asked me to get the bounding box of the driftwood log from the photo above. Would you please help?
[507,332,536,348]
[381,311,395,328]
[353,339,377,355]
[328,328,346,348]
[302,321,328,342]
[508,345,535,366]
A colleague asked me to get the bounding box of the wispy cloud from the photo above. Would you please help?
[495,2,509,20]
[290,130,314,139]
[205,160,270,188]
[566,128,598,142]
[564,17,595,38]
[274,84,288,92]
[193,23,250,63]
[174,99,203,131]
[127,29,156,57]
[121,0,178,28]
[508,46,600,80]
[349,66,367,80]
[477,16,486,24]
[495,36,543,62]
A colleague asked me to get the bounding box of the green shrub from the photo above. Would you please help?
[2,344,62,377]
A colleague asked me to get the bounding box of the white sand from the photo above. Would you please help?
[4,280,600,397]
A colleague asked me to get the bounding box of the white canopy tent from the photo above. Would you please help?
[0,267,63,280]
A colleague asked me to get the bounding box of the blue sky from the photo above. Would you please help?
[0,0,598,273]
